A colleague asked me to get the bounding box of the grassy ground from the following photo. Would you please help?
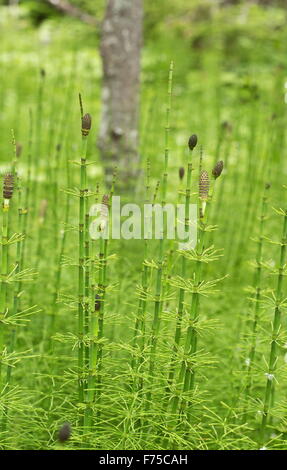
[1,5,287,450]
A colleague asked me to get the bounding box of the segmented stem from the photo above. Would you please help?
[260,208,287,445]
[78,134,88,406]
[145,62,173,413]
[242,184,269,421]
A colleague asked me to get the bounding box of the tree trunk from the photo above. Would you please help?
[99,0,143,189]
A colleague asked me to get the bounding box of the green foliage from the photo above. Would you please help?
[0,0,287,451]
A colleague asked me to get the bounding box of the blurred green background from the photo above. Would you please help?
[1,0,287,176]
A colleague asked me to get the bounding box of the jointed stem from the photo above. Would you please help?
[260,210,287,445]
[145,61,173,414]
[131,159,151,389]
[242,185,269,421]
[165,162,192,401]
[168,178,216,440]
[78,136,88,407]
[0,205,9,385]
[95,235,108,418]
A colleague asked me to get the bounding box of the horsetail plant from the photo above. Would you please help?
[30,199,48,307]
[1,134,39,436]
[136,162,152,393]
[93,194,110,421]
[84,164,91,376]
[179,167,185,182]
[83,184,100,433]
[20,110,33,284]
[188,134,198,152]
[55,422,72,450]
[133,175,162,410]
[0,173,15,382]
[47,145,72,348]
[88,172,117,420]
[47,80,76,347]
[183,163,223,398]
[5,136,23,384]
[130,158,151,385]
[78,109,92,412]
[167,159,224,442]
[58,422,71,443]
[177,166,185,206]
[83,191,110,433]
[259,200,287,446]
[164,135,198,404]
[32,69,45,211]
[2,157,24,432]
[241,183,270,422]
[145,61,173,417]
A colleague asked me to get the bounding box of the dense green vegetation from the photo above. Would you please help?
[1,1,287,450]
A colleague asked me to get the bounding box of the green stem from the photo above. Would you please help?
[145,61,173,414]
[2,175,23,433]
[84,207,90,375]
[169,179,216,440]
[165,162,192,400]
[259,209,287,445]
[78,136,88,410]
[20,110,33,289]
[242,185,269,421]
[0,204,10,385]
[95,234,108,419]
[131,159,151,385]
[84,187,100,433]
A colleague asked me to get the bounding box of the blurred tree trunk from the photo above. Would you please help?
[99,0,143,188]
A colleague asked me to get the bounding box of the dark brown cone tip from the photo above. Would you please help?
[212,160,224,179]
[199,170,209,200]
[82,113,92,137]
[222,120,232,133]
[95,293,101,311]
[102,194,109,206]
[179,167,185,181]
[3,173,14,200]
[188,134,198,151]
[16,143,22,158]
[58,422,71,443]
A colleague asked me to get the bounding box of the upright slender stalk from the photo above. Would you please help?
[169,161,223,438]
[47,75,75,347]
[94,195,110,421]
[32,69,45,211]
[135,178,161,403]
[0,174,14,384]
[260,207,287,445]
[145,61,173,413]
[130,158,151,381]
[47,144,72,348]
[165,157,194,400]
[20,110,33,289]
[84,185,100,433]
[78,112,91,410]
[29,199,48,307]
[241,183,269,421]
[84,175,90,376]
[1,139,24,434]
[5,136,22,384]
